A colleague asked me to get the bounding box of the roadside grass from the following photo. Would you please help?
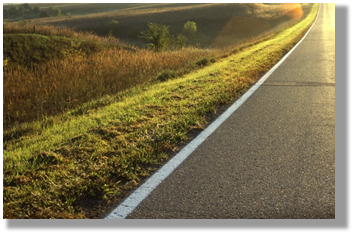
[3,33,108,67]
[3,21,116,43]
[3,4,319,219]
[3,24,217,128]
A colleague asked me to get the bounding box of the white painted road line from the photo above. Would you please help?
[105,4,321,219]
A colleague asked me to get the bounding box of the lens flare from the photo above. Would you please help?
[212,16,271,48]
[281,3,303,21]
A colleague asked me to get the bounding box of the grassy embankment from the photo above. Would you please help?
[3,22,217,128]
[3,4,319,219]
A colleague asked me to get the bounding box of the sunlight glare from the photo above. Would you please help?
[281,3,303,21]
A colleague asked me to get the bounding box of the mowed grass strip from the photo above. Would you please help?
[3,4,319,219]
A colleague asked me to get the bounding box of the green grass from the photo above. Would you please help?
[3,34,105,68]
[3,4,319,219]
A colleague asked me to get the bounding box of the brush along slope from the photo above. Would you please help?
[3,22,215,128]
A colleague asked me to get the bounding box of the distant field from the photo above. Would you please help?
[8,3,313,48]
[3,3,162,16]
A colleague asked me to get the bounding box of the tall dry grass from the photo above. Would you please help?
[3,21,126,48]
[3,34,217,128]
[4,21,94,39]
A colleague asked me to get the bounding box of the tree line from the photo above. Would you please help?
[3,3,65,19]
[140,21,197,52]
[107,19,198,52]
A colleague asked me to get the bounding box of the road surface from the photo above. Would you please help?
[120,3,335,219]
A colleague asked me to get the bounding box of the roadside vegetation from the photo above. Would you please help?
[3,3,319,219]
[3,22,216,128]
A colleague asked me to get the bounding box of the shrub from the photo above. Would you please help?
[3,59,8,72]
[182,21,197,39]
[49,7,61,17]
[156,70,176,82]
[176,34,188,49]
[195,57,216,67]
[22,3,31,10]
[140,22,174,52]
[32,6,40,14]
[9,6,22,16]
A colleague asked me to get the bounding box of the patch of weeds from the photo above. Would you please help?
[156,70,176,82]
[195,57,216,67]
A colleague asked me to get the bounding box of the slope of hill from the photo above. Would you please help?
[28,3,312,48]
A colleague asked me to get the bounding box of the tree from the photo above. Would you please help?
[50,7,61,16]
[140,22,173,52]
[182,21,197,39]
[17,5,25,15]
[9,6,22,16]
[176,34,187,49]
[32,6,41,14]
[22,3,31,10]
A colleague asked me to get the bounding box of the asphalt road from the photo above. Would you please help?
[126,3,335,219]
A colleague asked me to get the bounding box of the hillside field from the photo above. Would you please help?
[5,3,312,47]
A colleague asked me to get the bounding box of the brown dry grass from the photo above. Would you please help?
[3,22,217,128]
[3,21,120,45]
